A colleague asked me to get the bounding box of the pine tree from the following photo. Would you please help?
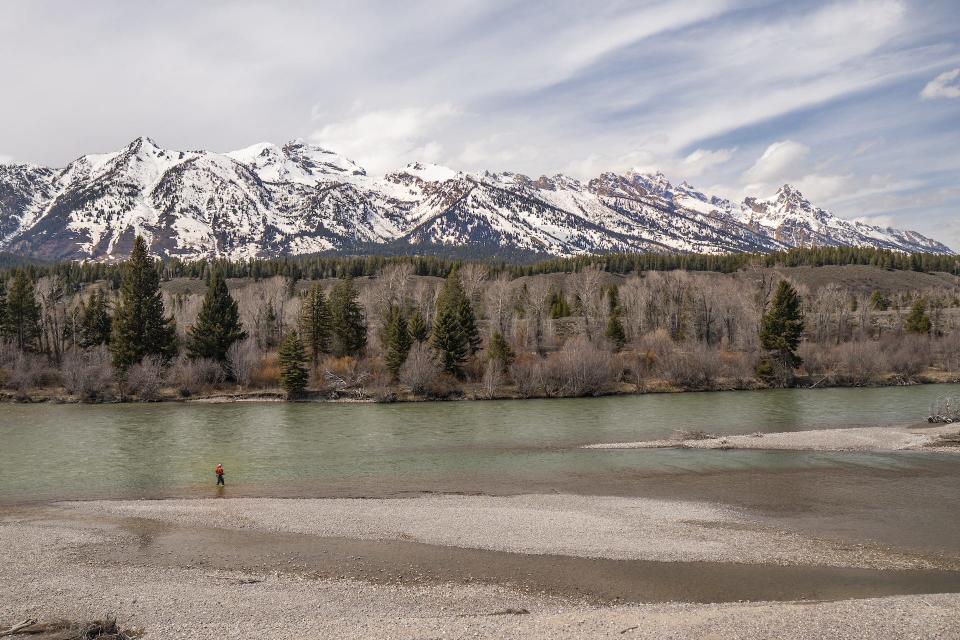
[328,277,367,356]
[759,280,805,368]
[111,236,178,369]
[77,288,112,348]
[431,271,480,375]
[278,331,309,398]
[605,315,626,351]
[186,270,246,362]
[904,299,932,334]
[407,310,428,343]
[0,280,12,341]
[300,283,331,366]
[383,306,412,381]
[869,290,889,311]
[6,270,41,351]
[549,289,571,318]
[486,331,515,370]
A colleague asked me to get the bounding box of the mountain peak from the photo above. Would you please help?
[283,140,366,177]
[126,136,163,153]
[402,162,457,182]
[0,141,953,260]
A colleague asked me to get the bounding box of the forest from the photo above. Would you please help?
[0,239,958,403]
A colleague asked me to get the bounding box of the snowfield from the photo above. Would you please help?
[0,137,953,261]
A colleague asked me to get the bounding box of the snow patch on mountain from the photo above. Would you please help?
[0,138,953,261]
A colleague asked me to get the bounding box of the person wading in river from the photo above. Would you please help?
[215,463,225,486]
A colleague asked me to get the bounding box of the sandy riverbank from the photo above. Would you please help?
[4,493,960,639]
[584,423,960,452]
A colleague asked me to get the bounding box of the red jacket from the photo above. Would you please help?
[215,465,224,475]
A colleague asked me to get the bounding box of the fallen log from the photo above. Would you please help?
[0,619,37,637]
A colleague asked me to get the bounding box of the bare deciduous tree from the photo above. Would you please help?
[459,263,489,307]
[485,274,516,338]
[124,356,166,401]
[399,342,440,395]
[61,346,114,401]
[227,338,262,388]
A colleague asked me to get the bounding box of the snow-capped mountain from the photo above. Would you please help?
[0,137,952,261]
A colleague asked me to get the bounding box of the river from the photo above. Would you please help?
[2,384,958,503]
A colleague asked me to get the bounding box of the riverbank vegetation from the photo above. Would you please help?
[1,239,959,403]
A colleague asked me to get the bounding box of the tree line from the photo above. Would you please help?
[2,246,958,292]
[0,237,957,402]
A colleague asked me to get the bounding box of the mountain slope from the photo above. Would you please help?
[0,138,952,260]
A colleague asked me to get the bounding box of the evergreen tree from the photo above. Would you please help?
[383,306,412,381]
[0,280,12,341]
[328,277,367,356]
[77,288,112,348]
[111,236,178,369]
[431,271,481,375]
[6,270,41,351]
[486,331,515,370]
[605,315,627,351]
[407,310,428,343]
[869,290,889,311]
[186,270,246,363]
[549,289,571,318]
[300,283,331,366]
[759,280,805,368]
[277,331,309,398]
[904,299,932,334]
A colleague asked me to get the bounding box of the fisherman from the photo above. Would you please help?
[215,463,225,486]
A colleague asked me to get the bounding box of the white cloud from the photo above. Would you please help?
[743,141,810,184]
[680,147,736,177]
[921,68,960,99]
[458,133,540,169]
[309,104,460,174]
[854,214,896,228]
[791,173,854,202]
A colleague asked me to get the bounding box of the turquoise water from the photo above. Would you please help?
[1,384,957,502]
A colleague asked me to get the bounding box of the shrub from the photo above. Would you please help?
[719,350,757,388]
[541,337,615,397]
[61,346,114,401]
[836,340,883,386]
[399,342,440,396]
[251,350,281,388]
[167,355,225,397]
[510,354,545,398]
[5,352,58,396]
[479,360,504,399]
[125,355,166,401]
[663,344,721,390]
[882,334,930,380]
[797,341,838,377]
[227,338,262,388]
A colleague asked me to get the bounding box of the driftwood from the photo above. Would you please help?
[928,395,960,424]
[0,619,36,637]
[0,617,136,639]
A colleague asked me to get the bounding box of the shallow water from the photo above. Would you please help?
[1,384,958,502]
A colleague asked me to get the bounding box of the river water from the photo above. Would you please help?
[1,384,958,503]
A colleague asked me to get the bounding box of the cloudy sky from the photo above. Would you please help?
[1,0,958,247]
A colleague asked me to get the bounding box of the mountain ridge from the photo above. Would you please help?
[0,137,953,261]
